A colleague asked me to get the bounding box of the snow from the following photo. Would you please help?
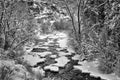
[24,46,33,53]
[58,51,72,56]
[44,65,59,71]
[57,37,68,48]
[67,48,75,53]
[36,52,52,57]
[44,56,70,71]
[34,45,49,49]
[43,42,49,46]
[32,66,45,77]
[53,56,70,67]
[72,54,80,60]
[37,34,49,39]
[23,55,46,66]
[23,31,120,80]
[74,61,120,80]
[50,55,57,58]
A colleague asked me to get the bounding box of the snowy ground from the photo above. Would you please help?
[23,31,120,80]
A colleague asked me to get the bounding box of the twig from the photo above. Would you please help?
[12,37,30,50]
[82,23,100,34]
[96,0,108,8]
[12,33,35,50]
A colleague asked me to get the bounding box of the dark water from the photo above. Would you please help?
[44,69,105,80]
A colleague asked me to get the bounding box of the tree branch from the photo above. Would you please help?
[77,0,81,40]
[12,37,30,50]
[12,33,35,50]
[82,23,100,34]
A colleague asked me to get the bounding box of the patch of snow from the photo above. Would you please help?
[72,54,80,60]
[58,52,72,56]
[48,32,67,39]
[38,35,49,39]
[57,37,68,48]
[47,40,54,44]
[34,46,49,49]
[56,48,64,51]
[32,66,45,77]
[23,55,46,66]
[36,52,52,57]
[44,65,59,71]
[50,55,57,58]
[57,33,68,48]
[43,42,49,45]
[74,61,120,80]
[67,48,75,53]
[24,46,33,53]
[53,56,70,67]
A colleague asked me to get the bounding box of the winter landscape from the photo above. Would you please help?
[0,0,120,80]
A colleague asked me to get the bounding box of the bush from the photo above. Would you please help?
[98,59,114,74]
[5,48,25,59]
[67,38,79,53]
[53,20,72,31]
[114,55,120,77]
[115,60,120,77]
[67,30,78,49]
[41,24,50,34]
[98,47,119,74]
[0,65,13,80]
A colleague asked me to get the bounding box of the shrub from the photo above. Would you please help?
[5,48,25,59]
[67,38,79,52]
[98,59,114,74]
[114,55,120,77]
[53,20,72,31]
[98,47,119,74]
[41,24,50,34]
[0,63,14,80]
[67,30,78,50]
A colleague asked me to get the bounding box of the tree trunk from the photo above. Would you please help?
[63,0,78,41]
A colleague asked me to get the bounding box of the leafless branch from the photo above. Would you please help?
[12,33,35,50]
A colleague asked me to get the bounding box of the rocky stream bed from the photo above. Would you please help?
[22,31,119,80]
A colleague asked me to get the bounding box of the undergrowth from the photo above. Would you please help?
[53,20,72,31]
[98,47,120,75]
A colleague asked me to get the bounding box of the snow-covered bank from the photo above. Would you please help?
[74,60,120,80]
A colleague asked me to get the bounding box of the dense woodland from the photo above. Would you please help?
[0,0,120,80]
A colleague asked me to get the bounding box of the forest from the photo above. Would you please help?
[0,0,120,80]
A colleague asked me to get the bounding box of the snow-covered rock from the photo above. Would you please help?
[67,48,75,53]
[72,54,80,60]
[36,52,52,57]
[44,65,59,72]
[44,56,70,71]
[58,52,72,56]
[23,55,46,66]
[50,55,57,58]
[57,38,68,48]
[53,56,70,67]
